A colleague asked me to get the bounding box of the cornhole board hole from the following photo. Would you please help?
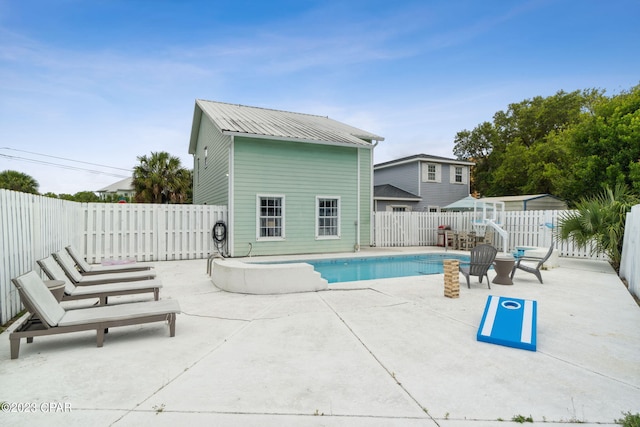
[477,295,537,351]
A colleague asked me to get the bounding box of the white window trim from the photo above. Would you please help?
[387,205,411,212]
[315,196,341,240]
[256,194,286,241]
[421,162,441,183]
[450,165,467,184]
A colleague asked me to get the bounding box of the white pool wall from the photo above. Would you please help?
[210,259,328,294]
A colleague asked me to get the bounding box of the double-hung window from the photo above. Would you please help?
[257,195,285,240]
[316,196,340,239]
[421,162,441,182]
[455,166,463,183]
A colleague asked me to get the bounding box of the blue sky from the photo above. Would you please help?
[1,0,638,194]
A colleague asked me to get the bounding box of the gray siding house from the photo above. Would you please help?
[374,154,474,211]
[188,100,384,257]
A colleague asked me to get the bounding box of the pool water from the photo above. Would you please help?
[301,253,470,283]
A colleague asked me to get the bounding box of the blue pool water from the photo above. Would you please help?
[284,253,471,283]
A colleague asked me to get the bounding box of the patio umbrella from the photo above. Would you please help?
[442,195,486,211]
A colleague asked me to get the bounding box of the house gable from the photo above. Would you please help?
[374,154,474,211]
[188,99,383,256]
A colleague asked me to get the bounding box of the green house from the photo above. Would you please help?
[188,100,385,257]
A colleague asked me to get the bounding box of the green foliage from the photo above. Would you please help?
[72,191,101,202]
[616,411,640,427]
[132,151,192,204]
[558,184,638,270]
[511,414,533,423]
[454,84,640,205]
[0,170,39,194]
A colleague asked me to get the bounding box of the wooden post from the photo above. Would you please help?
[444,259,460,298]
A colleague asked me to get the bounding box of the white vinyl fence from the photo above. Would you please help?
[373,210,606,259]
[620,204,640,298]
[0,189,226,324]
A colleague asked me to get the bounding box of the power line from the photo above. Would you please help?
[0,147,132,172]
[0,153,130,178]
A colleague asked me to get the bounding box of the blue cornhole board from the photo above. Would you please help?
[477,295,537,351]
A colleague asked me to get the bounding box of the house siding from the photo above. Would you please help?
[418,162,469,210]
[192,116,230,206]
[374,162,420,195]
[232,137,366,256]
[374,160,470,211]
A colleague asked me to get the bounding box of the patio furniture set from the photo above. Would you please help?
[444,229,495,251]
[459,243,555,288]
[8,246,180,359]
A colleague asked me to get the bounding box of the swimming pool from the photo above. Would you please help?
[279,253,470,283]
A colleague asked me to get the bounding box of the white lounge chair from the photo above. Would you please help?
[52,250,156,284]
[66,245,154,275]
[9,271,180,359]
[37,256,162,304]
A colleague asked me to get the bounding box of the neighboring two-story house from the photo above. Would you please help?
[188,100,384,257]
[373,154,474,212]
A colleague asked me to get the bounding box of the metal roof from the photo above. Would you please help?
[193,100,384,150]
[97,177,133,193]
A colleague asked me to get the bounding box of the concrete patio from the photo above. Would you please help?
[1,247,639,426]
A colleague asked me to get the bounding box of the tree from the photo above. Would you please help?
[132,152,192,204]
[559,84,640,201]
[558,184,638,271]
[73,191,101,202]
[453,89,603,197]
[0,170,39,194]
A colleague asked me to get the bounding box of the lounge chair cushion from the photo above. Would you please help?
[59,299,180,327]
[37,256,78,294]
[14,271,66,326]
[68,279,163,297]
[54,250,156,283]
[65,245,94,272]
[66,245,153,273]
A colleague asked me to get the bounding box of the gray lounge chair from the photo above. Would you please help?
[9,271,180,359]
[52,250,156,284]
[66,245,153,275]
[459,244,498,289]
[510,244,554,284]
[37,256,162,305]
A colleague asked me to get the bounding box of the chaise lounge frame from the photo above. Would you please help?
[9,271,179,359]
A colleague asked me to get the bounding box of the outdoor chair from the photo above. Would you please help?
[458,232,475,251]
[37,256,162,305]
[9,271,180,359]
[459,244,498,289]
[510,244,554,284]
[66,245,153,275]
[52,250,156,284]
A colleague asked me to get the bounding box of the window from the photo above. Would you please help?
[257,195,285,240]
[316,197,340,239]
[454,166,463,183]
[449,165,467,184]
[421,163,441,182]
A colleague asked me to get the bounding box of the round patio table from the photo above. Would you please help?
[44,280,66,302]
[492,254,515,285]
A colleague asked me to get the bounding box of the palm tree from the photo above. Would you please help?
[0,170,39,194]
[558,183,638,271]
[132,152,191,204]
